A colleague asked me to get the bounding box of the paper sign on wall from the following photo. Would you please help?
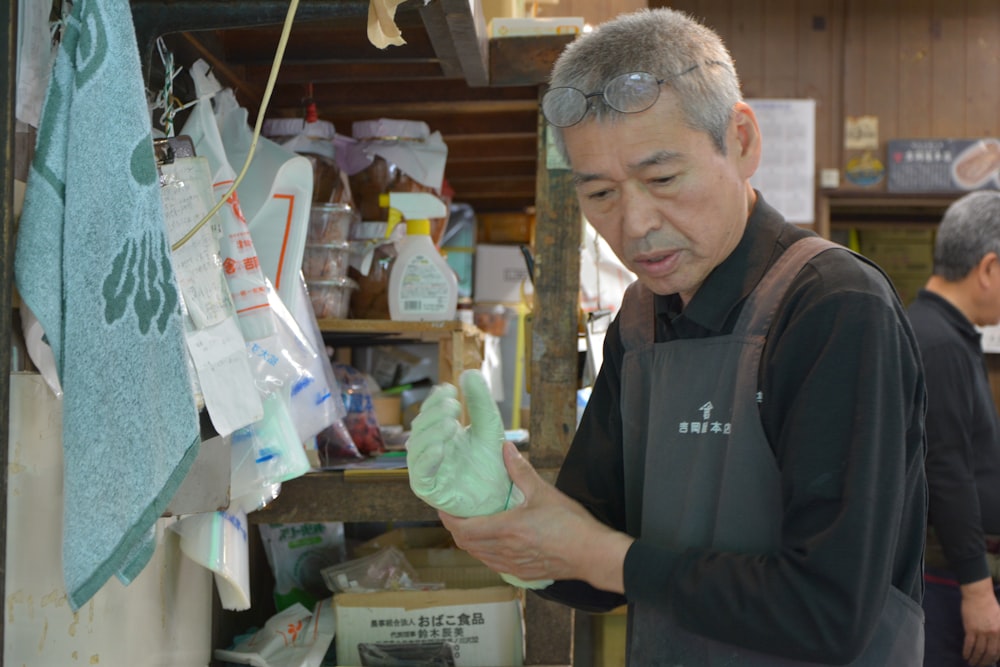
[748,99,817,224]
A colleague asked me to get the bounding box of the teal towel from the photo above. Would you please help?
[14,0,199,611]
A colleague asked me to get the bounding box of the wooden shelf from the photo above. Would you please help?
[317,318,480,340]
[817,189,962,235]
[319,318,484,394]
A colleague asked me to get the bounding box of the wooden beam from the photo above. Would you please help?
[418,0,465,78]
[490,34,575,86]
[303,98,537,117]
[181,32,263,102]
[529,101,580,469]
[130,0,372,78]
[422,0,491,86]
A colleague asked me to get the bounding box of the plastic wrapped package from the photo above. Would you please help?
[262,117,351,205]
[213,598,336,667]
[332,363,387,456]
[258,522,347,612]
[338,119,449,241]
[320,546,429,593]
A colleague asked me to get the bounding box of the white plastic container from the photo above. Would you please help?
[383,193,458,322]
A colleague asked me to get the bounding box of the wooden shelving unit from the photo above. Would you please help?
[317,318,484,386]
[817,189,960,236]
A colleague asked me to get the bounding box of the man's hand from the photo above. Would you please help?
[960,577,1000,666]
[406,369,556,588]
[441,440,634,594]
[406,369,522,517]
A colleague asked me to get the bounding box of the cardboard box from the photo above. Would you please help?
[474,244,533,305]
[333,548,524,666]
[887,138,1000,193]
[355,526,456,556]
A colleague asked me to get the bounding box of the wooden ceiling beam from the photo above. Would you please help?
[421,0,490,86]
[277,99,537,117]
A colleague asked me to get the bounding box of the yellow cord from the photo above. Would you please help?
[510,280,532,430]
[171,0,300,251]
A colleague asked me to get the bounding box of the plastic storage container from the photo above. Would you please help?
[307,277,358,319]
[308,202,358,243]
[302,242,350,281]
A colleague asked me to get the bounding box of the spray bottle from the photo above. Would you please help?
[382,192,458,321]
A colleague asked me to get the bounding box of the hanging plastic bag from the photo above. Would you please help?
[216,88,313,307]
[170,509,252,611]
[264,279,343,444]
[179,60,275,341]
[288,274,363,466]
[230,392,308,514]
[213,598,336,667]
[160,152,265,435]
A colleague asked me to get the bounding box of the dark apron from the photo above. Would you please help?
[618,236,924,666]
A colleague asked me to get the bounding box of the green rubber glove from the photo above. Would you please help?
[407,368,522,517]
[406,369,551,589]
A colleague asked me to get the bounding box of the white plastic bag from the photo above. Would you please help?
[214,598,336,667]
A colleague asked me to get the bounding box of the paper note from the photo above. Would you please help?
[160,157,233,329]
[185,317,264,436]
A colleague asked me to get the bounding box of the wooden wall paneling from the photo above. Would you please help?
[929,0,967,137]
[841,0,867,116]
[964,0,1000,136]
[761,0,798,98]
[694,0,734,44]
[824,0,847,173]
[840,0,869,181]
[653,0,701,21]
[727,0,766,99]
[897,0,934,138]
[795,0,840,175]
[863,0,901,149]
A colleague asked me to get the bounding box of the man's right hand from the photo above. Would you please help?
[960,577,1000,666]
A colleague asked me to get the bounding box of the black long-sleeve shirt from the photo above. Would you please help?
[908,289,1000,584]
[538,195,927,663]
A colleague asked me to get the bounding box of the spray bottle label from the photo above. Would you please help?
[398,254,452,313]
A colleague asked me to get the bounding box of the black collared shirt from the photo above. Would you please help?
[539,194,928,663]
[908,288,1000,584]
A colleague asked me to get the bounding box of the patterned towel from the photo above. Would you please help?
[14,0,199,610]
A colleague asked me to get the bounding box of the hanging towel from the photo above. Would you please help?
[13,0,200,611]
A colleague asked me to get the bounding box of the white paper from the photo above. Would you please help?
[979,325,1000,354]
[748,99,816,224]
[161,157,234,328]
[16,0,56,127]
[162,156,264,436]
[186,318,264,436]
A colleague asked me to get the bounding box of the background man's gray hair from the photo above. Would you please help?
[933,191,1000,281]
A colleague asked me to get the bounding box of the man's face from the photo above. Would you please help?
[563,92,760,304]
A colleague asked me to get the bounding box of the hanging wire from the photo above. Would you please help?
[151,37,186,137]
[171,0,301,251]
